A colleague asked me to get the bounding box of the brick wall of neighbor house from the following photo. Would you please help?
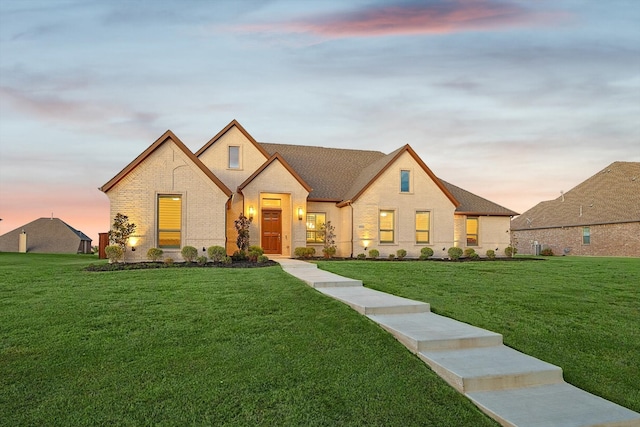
[198,126,269,190]
[512,222,640,257]
[353,151,456,258]
[106,142,228,262]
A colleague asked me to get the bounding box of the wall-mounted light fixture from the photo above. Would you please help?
[131,246,136,252]
[248,206,255,219]
[297,207,303,221]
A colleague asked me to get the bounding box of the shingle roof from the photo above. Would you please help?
[0,218,91,253]
[440,180,519,216]
[511,161,640,230]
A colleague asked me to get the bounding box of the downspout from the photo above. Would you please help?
[349,202,354,258]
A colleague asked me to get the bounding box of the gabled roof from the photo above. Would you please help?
[0,218,91,253]
[237,153,312,193]
[440,180,518,216]
[259,143,386,201]
[337,145,459,207]
[511,161,640,230]
[195,119,271,159]
[100,130,232,196]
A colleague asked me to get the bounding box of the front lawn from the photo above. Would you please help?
[0,253,496,426]
[316,256,640,413]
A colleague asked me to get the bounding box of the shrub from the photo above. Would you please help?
[248,245,264,262]
[147,247,163,262]
[463,248,476,258]
[164,257,174,265]
[294,247,315,259]
[105,245,124,263]
[486,249,496,260]
[322,246,336,258]
[505,246,518,257]
[356,253,366,260]
[419,247,434,260]
[448,247,463,260]
[234,214,252,253]
[368,249,379,259]
[207,245,227,262]
[540,248,554,256]
[257,255,269,264]
[232,250,247,261]
[221,255,232,265]
[181,246,198,262]
[396,249,407,260]
[108,213,136,254]
[388,253,395,260]
[196,256,208,265]
[321,221,336,258]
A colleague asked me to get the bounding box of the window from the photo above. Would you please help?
[158,195,181,248]
[379,210,395,243]
[400,170,410,193]
[306,213,325,243]
[228,146,239,169]
[582,227,590,245]
[416,211,430,243]
[466,217,478,246]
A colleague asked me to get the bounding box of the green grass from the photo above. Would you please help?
[316,257,640,413]
[0,253,497,426]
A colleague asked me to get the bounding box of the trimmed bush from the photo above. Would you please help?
[322,246,337,259]
[448,247,463,260]
[105,245,124,263]
[368,249,379,259]
[196,256,208,265]
[486,249,496,260]
[388,253,395,260]
[505,246,518,257]
[248,245,264,262]
[540,248,554,256]
[419,247,434,260]
[396,249,407,260]
[232,250,247,261]
[257,255,269,264]
[181,246,198,262]
[146,247,163,262]
[294,247,315,259]
[463,248,476,258]
[356,253,366,260]
[207,245,227,262]
[221,255,232,265]
[164,257,174,265]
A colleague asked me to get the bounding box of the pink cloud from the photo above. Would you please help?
[241,1,569,38]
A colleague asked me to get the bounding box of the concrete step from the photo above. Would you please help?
[367,312,503,352]
[418,345,564,393]
[467,382,640,427]
[317,286,430,315]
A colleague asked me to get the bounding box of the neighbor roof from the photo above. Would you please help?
[511,161,640,230]
[0,218,91,253]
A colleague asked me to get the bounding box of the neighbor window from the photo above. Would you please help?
[306,213,326,243]
[158,195,182,248]
[400,170,410,193]
[466,217,478,246]
[228,146,240,169]
[582,227,590,245]
[416,211,431,244]
[379,210,395,243]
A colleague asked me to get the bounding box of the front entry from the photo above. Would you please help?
[261,209,282,254]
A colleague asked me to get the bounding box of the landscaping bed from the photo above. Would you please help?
[84,259,278,271]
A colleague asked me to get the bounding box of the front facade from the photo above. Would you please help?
[511,162,640,257]
[100,120,517,261]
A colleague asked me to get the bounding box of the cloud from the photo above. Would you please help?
[238,0,569,38]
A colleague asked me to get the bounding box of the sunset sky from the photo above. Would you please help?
[1,0,638,244]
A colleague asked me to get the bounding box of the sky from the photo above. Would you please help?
[1,0,639,244]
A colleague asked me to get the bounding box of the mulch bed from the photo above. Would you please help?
[84,260,278,271]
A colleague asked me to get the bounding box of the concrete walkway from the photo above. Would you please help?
[275,258,640,427]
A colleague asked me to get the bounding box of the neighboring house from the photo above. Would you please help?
[100,120,517,261]
[0,217,92,254]
[511,161,640,257]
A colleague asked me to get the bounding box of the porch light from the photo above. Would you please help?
[297,207,303,221]
[248,206,255,219]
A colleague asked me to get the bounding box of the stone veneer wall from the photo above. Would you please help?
[512,221,640,257]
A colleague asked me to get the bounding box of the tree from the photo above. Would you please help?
[108,213,136,261]
[320,221,336,258]
[234,213,252,253]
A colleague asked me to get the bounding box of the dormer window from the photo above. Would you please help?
[228,146,240,169]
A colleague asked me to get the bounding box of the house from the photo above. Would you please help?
[100,120,517,261]
[511,162,640,257]
[0,217,93,254]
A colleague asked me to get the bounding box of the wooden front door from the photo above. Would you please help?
[261,210,282,254]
